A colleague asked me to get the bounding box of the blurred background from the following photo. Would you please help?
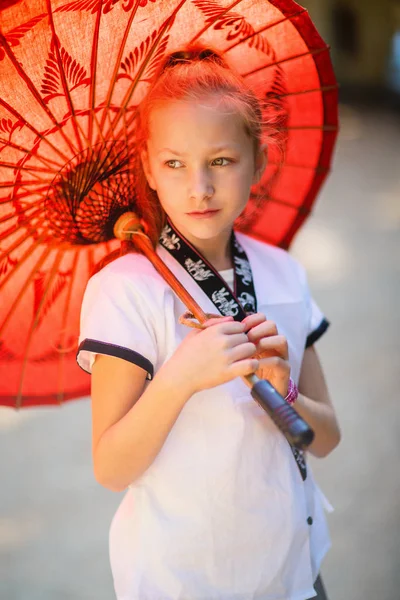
[1,1,399,599]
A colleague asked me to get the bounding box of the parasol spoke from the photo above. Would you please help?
[276,125,338,131]
[266,161,329,173]
[0,98,71,164]
[242,46,329,78]
[45,0,90,154]
[0,212,50,246]
[97,0,141,138]
[0,231,49,293]
[0,203,45,227]
[56,248,80,403]
[0,136,66,171]
[0,180,49,190]
[15,247,65,407]
[0,32,80,158]
[107,0,189,141]
[0,185,51,203]
[189,0,245,45]
[0,242,54,340]
[248,193,309,210]
[223,8,307,54]
[0,161,60,175]
[87,0,104,145]
[87,245,95,278]
[267,85,338,99]
[0,204,44,224]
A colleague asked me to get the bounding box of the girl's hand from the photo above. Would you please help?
[165,316,259,396]
[242,312,291,397]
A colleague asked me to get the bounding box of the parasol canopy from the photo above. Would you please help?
[0,0,338,408]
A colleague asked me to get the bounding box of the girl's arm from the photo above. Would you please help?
[91,317,258,492]
[295,345,341,458]
[91,355,193,492]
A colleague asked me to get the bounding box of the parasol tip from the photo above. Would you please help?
[114,212,144,241]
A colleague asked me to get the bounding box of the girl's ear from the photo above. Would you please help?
[140,149,157,191]
[252,143,268,185]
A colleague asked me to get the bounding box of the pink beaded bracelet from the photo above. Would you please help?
[284,378,299,405]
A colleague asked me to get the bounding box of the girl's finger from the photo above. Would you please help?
[257,355,291,375]
[256,335,289,360]
[246,320,278,343]
[223,332,251,349]
[241,312,266,331]
[203,315,234,328]
[228,358,259,379]
[228,341,257,363]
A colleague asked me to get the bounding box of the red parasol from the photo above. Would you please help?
[0,0,338,408]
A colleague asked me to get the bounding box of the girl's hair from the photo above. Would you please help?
[134,46,284,247]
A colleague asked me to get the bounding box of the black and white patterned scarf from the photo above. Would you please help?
[159,218,256,319]
[159,218,307,481]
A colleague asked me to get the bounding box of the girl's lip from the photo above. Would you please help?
[187,209,220,218]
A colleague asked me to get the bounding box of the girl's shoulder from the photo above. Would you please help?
[88,248,171,294]
[82,249,176,321]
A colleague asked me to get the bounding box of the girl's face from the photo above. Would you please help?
[141,95,267,257]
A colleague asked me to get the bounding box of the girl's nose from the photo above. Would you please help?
[189,169,214,202]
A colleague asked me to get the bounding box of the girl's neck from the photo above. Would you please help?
[193,240,233,271]
[168,220,234,271]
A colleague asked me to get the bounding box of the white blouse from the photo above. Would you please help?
[77,231,333,600]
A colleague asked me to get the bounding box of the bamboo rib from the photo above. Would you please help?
[0,34,80,159]
[223,9,308,54]
[46,0,90,154]
[0,243,53,339]
[16,248,65,407]
[0,232,49,293]
[0,181,49,190]
[0,214,49,246]
[0,160,60,174]
[188,0,245,45]
[267,85,338,99]
[87,0,103,144]
[0,204,45,227]
[56,248,80,404]
[242,46,329,78]
[97,0,141,136]
[0,138,65,171]
[0,98,71,164]
[105,1,188,141]
[0,186,50,202]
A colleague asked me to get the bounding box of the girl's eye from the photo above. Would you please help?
[212,157,232,167]
[165,159,183,169]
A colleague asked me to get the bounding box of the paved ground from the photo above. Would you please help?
[0,105,399,600]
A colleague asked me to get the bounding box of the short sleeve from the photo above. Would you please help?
[295,260,330,348]
[76,261,158,379]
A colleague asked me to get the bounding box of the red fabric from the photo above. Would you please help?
[0,0,338,407]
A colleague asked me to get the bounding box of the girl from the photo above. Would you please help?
[77,49,341,600]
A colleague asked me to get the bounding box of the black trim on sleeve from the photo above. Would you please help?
[77,339,154,380]
[306,318,330,348]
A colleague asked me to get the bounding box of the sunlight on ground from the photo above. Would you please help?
[339,104,363,141]
[291,222,352,286]
[0,407,39,431]
[0,516,43,549]
[372,185,400,230]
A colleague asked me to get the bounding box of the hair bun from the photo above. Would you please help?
[162,47,225,70]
